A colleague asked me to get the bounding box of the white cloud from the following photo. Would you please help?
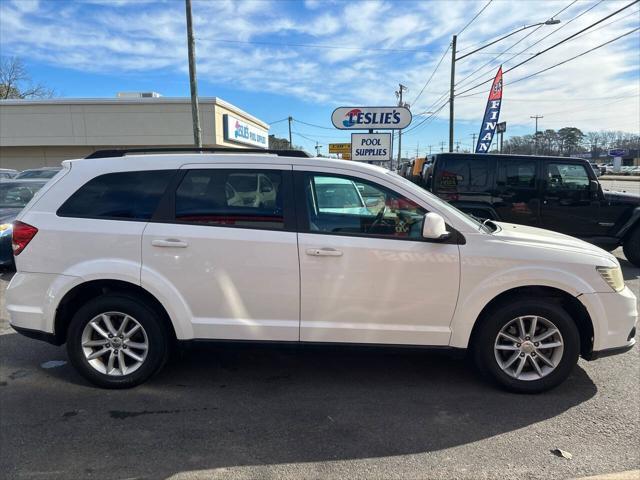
[0,0,638,134]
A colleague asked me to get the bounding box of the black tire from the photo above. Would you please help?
[473,299,580,393]
[622,226,640,268]
[66,294,169,389]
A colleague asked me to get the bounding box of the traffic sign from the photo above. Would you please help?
[496,122,507,133]
[329,143,351,154]
[341,152,351,160]
[351,133,392,162]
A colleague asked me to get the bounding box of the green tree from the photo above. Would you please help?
[557,127,584,156]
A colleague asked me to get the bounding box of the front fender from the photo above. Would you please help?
[449,266,597,349]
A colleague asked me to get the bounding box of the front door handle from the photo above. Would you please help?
[306,248,343,257]
[152,239,188,248]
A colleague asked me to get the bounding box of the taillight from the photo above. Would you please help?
[12,221,38,256]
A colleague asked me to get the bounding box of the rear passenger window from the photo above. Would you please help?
[497,159,536,188]
[437,158,489,192]
[175,169,284,230]
[57,170,174,220]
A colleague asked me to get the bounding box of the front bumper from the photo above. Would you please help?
[578,286,638,359]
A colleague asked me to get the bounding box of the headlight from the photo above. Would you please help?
[596,266,625,292]
[0,223,12,232]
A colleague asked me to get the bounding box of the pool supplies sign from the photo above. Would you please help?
[351,133,392,162]
[332,107,412,130]
[223,114,268,148]
[475,66,503,153]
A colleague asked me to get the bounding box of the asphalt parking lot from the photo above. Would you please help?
[0,251,638,480]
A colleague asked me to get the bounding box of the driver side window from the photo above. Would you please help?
[303,173,426,239]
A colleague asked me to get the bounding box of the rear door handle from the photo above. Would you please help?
[306,248,343,257]
[151,239,188,248]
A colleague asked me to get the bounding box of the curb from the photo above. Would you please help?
[573,470,640,480]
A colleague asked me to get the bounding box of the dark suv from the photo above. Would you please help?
[420,153,640,266]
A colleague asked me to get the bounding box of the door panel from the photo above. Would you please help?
[141,166,299,341]
[494,157,541,225]
[298,233,459,345]
[295,168,460,346]
[541,161,602,237]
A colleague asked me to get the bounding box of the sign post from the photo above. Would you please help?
[609,149,626,173]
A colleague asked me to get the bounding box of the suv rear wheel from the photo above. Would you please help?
[473,299,580,393]
[622,226,640,267]
[66,294,169,388]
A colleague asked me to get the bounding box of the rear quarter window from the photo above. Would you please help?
[57,170,175,220]
[436,157,489,192]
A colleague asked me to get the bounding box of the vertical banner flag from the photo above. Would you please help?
[475,66,503,153]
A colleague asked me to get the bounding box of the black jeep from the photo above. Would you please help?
[420,153,640,266]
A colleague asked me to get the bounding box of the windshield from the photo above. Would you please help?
[0,182,46,208]
[385,170,494,233]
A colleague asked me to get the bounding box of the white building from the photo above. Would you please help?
[0,95,270,170]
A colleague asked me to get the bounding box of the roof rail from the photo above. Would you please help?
[84,147,312,159]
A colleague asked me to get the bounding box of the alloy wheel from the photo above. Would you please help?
[494,315,564,381]
[80,312,149,376]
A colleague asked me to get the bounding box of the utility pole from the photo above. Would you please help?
[448,35,457,153]
[499,132,504,153]
[185,0,202,147]
[428,145,433,156]
[455,140,460,152]
[395,83,408,169]
[314,141,322,156]
[531,115,543,154]
[440,141,445,152]
[470,133,477,152]
[288,116,293,149]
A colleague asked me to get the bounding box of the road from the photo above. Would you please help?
[600,179,640,195]
[0,252,638,480]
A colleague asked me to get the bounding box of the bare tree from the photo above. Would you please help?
[0,57,54,99]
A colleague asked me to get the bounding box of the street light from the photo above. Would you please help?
[448,18,561,152]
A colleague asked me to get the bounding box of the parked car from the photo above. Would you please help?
[589,163,601,177]
[0,169,19,180]
[6,149,637,392]
[421,153,640,266]
[0,179,48,268]
[14,167,62,180]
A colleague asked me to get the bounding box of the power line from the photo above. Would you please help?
[292,119,335,130]
[267,117,289,125]
[402,101,449,136]
[198,38,442,54]
[455,0,640,97]
[458,0,494,35]
[455,0,587,90]
[411,43,451,105]
[507,27,640,86]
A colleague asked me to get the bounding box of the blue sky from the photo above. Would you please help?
[1,0,638,156]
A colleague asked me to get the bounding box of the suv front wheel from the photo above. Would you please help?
[473,299,580,393]
[66,294,169,388]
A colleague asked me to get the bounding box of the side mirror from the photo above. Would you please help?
[422,212,450,240]
[365,198,379,207]
[589,180,599,194]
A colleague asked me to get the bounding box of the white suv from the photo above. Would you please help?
[6,150,637,392]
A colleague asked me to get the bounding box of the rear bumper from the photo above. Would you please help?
[11,324,63,345]
[6,271,80,339]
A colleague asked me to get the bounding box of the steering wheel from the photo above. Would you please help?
[368,205,387,232]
